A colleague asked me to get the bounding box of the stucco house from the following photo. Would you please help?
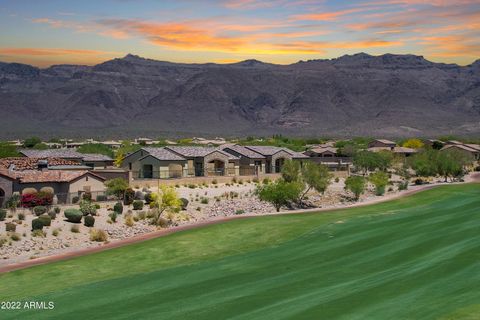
[0,170,106,205]
[19,149,114,169]
[221,144,266,175]
[126,148,188,179]
[367,139,397,149]
[441,144,480,161]
[243,146,308,173]
[165,146,240,177]
[304,147,338,158]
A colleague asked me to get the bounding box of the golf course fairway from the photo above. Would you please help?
[0,183,479,319]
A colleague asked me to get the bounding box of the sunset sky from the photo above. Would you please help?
[0,0,479,67]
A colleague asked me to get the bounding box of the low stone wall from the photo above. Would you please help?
[129,170,349,188]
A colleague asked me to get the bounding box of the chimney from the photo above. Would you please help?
[37,159,48,171]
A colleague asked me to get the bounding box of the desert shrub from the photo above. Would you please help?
[105,178,129,199]
[84,215,95,227]
[124,188,135,205]
[200,197,209,204]
[39,186,54,195]
[31,218,44,230]
[0,209,6,221]
[335,177,340,183]
[72,196,80,204]
[95,203,100,209]
[0,236,7,247]
[79,200,97,216]
[252,177,259,183]
[64,209,83,223]
[475,165,480,172]
[54,206,61,214]
[414,178,424,185]
[132,200,144,210]
[81,191,92,201]
[125,215,134,227]
[71,225,80,233]
[10,232,21,241]
[33,206,47,216]
[344,176,366,201]
[52,228,60,236]
[5,193,21,211]
[136,211,146,220]
[144,192,154,204]
[17,212,25,220]
[369,171,389,196]
[235,209,245,215]
[398,181,409,191]
[113,202,124,214]
[238,179,243,185]
[89,228,108,242]
[22,187,37,195]
[262,177,270,184]
[134,191,145,200]
[179,198,189,210]
[38,214,52,227]
[188,184,196,189]
[109,212,118,222]
[32,229,46,237]
[156,216,169,228]
[96,194,107,201]
[6,222,16,232]
[25,191,53,207]
[212,179,218,185]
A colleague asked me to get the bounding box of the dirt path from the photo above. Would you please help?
[1,177,478,274]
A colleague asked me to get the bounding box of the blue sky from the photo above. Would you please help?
[0,0,479,66]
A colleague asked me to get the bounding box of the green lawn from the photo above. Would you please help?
[1,184,479,319]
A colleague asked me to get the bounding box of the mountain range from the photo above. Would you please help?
[1,53,479,139]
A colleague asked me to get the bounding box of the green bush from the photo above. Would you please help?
[96,195,107,201]
[398,181,409,191]
[64,209,83,223]
[82,192,92,201]
[84,215,95,227]
[144,192,154,204]
[38,214,52,227]
[6,222,16,232]
[48,211,57,220]
[33,206,47,216]
[132,200,144,210]
[0,209,6,221]
[10,232,21,241]
[114,202,123,214]
[179,198,189,210]
[200,197,209,204]
[414,178,424,185]
[79,200,97,216]
[17,212,25,220]
[124,188,135,205]
[32,218,44,230]
[235,209,245,215]
[109,212,118,223]
[72,196,80,204]
[54,206,61,214]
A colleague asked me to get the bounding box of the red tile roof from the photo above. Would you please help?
[0,157,83,171]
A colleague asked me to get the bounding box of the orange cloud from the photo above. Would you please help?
[291,8,366,21]
[0,47,115,56]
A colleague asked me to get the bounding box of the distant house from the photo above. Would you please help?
[368,139,397,149]
[221,144,266,175]
[100,140,122,149]
[0,170,106,205]
[243,146,308,173]
[441,144,480,161]
[304,147,338,158]
[368,146,417,157]
[81,154,114,169]
[423,139,444,148]
[0,157,84,171]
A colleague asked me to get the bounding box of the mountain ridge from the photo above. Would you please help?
[0,53,479,139]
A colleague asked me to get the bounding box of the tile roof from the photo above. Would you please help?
[244,146,309,158]
[372,139,396,145]
[368,147,417,154]
[141,147,187,161]
[441,144,480,153]
[81,153,114,161]
[0,170,105,183]
[165,146,238,160]
[0,157,83,171]
[20,149,84,159]
[308,147,338,154]
[222,145,266,159]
